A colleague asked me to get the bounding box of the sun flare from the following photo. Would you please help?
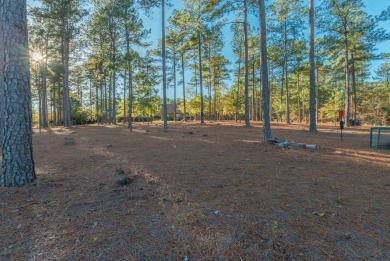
[31,52,43,61]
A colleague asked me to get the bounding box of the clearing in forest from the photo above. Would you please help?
[1,122,389,260]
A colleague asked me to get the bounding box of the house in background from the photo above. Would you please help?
[160,104,183,121]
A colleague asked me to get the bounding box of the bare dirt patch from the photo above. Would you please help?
[1,122,389,260]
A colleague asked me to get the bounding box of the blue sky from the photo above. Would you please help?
[142,0,390,97]
[144,0,390,71]
[26,0,390,98]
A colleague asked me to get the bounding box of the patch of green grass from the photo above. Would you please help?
[335,196,342,205]
[271,221,279,238]
[371,201,379,211]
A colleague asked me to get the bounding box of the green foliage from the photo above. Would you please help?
[26,0,390,127]
[320,89,344,122]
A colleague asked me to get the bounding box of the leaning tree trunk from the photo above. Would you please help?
[1,0,36,186]
[258,0,272,141]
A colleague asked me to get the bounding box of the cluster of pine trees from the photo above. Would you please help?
[27,0,390,130]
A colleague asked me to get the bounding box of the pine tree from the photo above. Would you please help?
[309,0,317,132]
[31,0,86,127]
[1,0,36,186]
[258,0,272,141]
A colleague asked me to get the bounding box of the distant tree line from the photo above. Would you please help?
[24,0,390,134]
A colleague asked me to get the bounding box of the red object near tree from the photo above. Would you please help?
[339,111,344,119]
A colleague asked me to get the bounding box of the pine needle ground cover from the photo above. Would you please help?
[1,122,389,260]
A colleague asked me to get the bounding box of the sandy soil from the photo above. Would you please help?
[0,121,389,260]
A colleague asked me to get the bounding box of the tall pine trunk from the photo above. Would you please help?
[41,37,49,128]
[297,62,301,123]
[62,18,72,127]
[309,0,317,132]
[244,0,250,126]
[162,0,168,131]
[198,30,204,124]
[1,0,36,186]
[112,45,117,124]
[284,20,290,124]
[236,48,242,122]
[123,69,127,123]
[351,53,357,125]
[0,5,4,144]
[258,0,272,141]
[252,63,256,121]
[173,51,177,122]
[344,31,350,127]
[181,53,187,121]
[62,19,72,127]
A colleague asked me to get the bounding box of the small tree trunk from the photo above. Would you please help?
[108,71,112,123]
[123,69,127,123]
[297,64,301,123]
[252,62,256,121]
[53,85,57,125]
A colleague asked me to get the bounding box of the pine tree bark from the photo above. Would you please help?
[162,0,168,132]
[62,19,72,127]
[309,0,317,132]
[1,0,36,186]
[125,16,133,131]
[258,0,272,141]
[0,10,4,144]
[41,37,48,128]
[181,53,187,121]
[244,0,250,126]
[284,20,290,124]
[123,69,127,123]
[351,53,357,125]
[198,30,204,124]
[343,26,350,127]
[173,51,177,122]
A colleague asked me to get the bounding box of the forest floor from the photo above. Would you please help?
[0,121,389,261]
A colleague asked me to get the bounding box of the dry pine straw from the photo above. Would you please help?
[0,121,389,260]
